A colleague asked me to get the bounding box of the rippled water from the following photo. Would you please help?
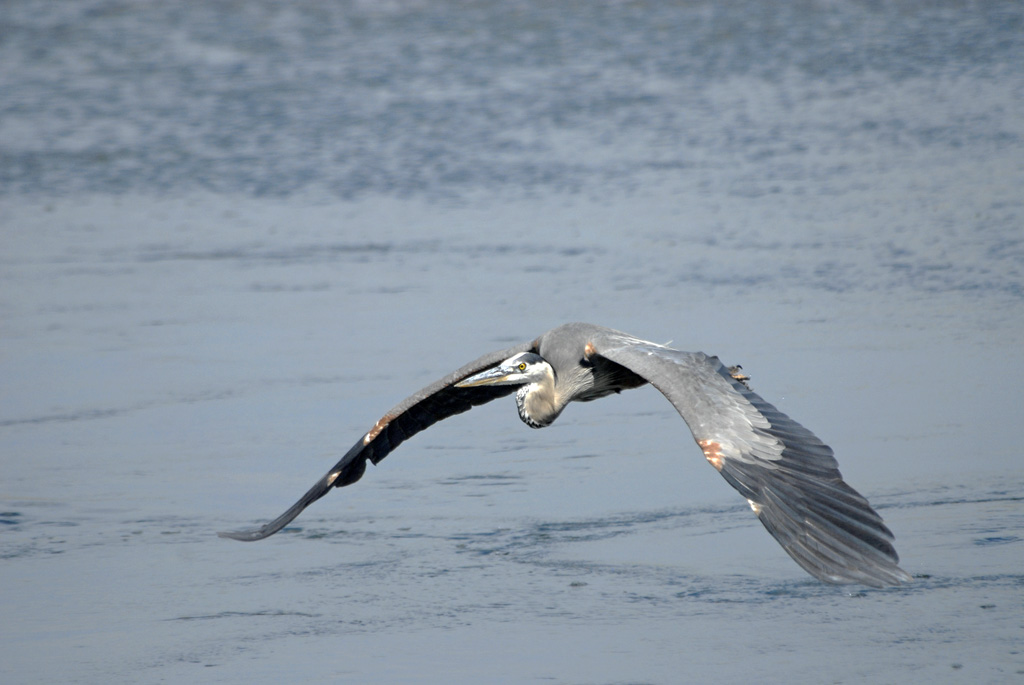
[2,1,1023,683]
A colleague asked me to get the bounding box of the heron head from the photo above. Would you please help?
[455,352,552,388]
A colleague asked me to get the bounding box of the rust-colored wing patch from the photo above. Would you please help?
[364,413,397,445]
[699,439,725,471]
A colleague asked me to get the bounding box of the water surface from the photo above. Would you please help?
[2,1,1022,682]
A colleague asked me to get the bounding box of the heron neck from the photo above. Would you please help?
[515,372,563,428]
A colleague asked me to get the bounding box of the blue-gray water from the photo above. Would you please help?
[2,1,1023,682]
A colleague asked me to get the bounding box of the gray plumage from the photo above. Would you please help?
[220,322,910,587]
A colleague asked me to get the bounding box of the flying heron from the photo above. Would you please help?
[220,322,910,587]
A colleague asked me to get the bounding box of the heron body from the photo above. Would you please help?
[220,322,911,587]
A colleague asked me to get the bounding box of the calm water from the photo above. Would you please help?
[2,1,1023,683]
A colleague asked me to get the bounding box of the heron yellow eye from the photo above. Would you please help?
[518,362,527,371]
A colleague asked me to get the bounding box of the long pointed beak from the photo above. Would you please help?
[455,365,517,388]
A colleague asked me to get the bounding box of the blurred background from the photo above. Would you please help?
[2,1,1022,682]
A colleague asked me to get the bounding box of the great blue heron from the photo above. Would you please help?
[220,322,910,587]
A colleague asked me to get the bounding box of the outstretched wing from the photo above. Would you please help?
[219,340,535,541]
[591,333,910,587]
